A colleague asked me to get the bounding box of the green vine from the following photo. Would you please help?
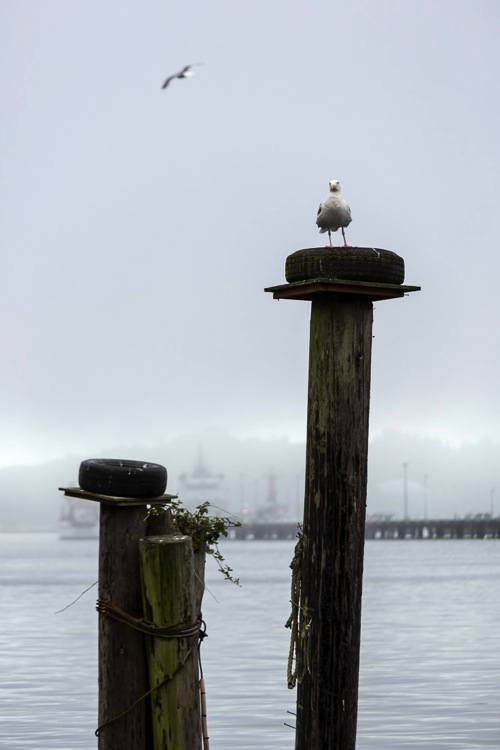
[148,498,242,585]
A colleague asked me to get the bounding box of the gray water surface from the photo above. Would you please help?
[0,535,499,749]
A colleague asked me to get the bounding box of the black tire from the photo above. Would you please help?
[285,247,405,285]
[78,458,167,498]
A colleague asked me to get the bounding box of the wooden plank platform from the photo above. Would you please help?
[264,277,421,302]
[59,486,177,507]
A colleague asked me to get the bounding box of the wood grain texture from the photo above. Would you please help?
[295,297,373,750]
[98,506,149,749]
[98,506,174,749]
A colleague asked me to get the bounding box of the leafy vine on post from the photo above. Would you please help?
[147,498,242,585]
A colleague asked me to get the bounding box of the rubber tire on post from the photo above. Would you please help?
[285,247,405,285]
[78,458,168,498]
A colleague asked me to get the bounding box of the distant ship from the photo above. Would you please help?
[59,497,99,540]
[178,449,226,508]
[252,471,288,522]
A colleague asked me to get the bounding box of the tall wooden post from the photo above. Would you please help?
[266,249,419,749]
[298,296,372,748]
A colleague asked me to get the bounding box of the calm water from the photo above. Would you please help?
[0,535,499,749]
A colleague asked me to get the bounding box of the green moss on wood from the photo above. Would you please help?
[139,535,201,750]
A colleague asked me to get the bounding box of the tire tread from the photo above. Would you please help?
[285,247,404,285]
[78,458,167,498]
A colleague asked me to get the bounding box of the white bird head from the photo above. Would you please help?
[328,179,341,192]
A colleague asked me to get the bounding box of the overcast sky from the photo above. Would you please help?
[1,0,499,468]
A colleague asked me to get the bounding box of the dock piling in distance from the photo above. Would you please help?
[265,247,419,749]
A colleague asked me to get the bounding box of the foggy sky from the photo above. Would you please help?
[1,0,499,469]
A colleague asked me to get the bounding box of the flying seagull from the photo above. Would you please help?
[316,179,352,247]
[161,63,200,89]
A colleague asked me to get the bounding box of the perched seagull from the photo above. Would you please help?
[316,179,352,247]
[161,64,200,89]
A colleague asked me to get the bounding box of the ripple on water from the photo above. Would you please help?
[0,535,499,749]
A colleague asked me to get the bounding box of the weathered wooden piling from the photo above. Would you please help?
[266,249,419,749]
[299,295,372,748]
[59,487,176,750]
[98,503,151,749]
[99,501,177,749]
[139,534,202,750]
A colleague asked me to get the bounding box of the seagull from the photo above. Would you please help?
[316,179,352,247]
[161,64,200,89]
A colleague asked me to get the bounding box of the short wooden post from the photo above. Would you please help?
[58,487,176,750]
[98,505,150,749]
[98,502,175,749]
[266,252,419,749]
[139,534,202,750]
